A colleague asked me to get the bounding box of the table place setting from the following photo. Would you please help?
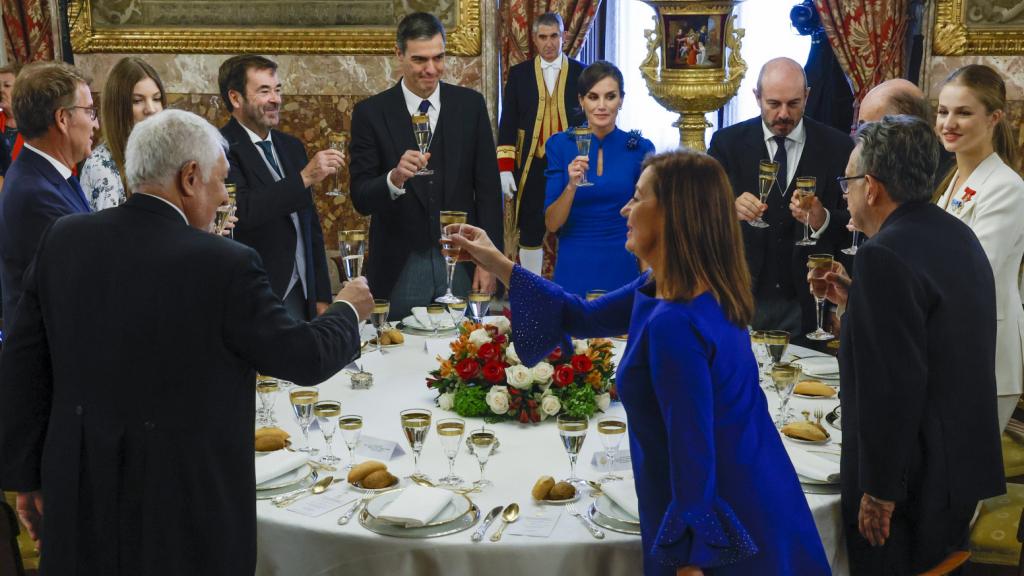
[587,480,641,535]
[357,483,481,538]
[782,440,841,495]
[255,451,317,499]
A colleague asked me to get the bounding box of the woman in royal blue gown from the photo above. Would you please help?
[544,60,654,296]
[450,150,830,575]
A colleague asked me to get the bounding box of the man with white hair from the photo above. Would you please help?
[0,109,372,574]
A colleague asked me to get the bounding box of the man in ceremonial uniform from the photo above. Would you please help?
[496,12,584,275]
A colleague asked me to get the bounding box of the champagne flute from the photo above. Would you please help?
[371,299,390,353]
[436,417,466,487]
[597,416,627,482]
[255,376,280,427]
[586,289,607,302]
[748,161,777,228]
[426,304,446,338]
[806,254,835,341]
[338,414,363,470]
[400,408,432,480]
[447,299,467,330]
[289,387,319,454]
[325,131,349,197]
[842,224,860,256]
[467,291,491,323]
[794,176,817,246]
[573,127,594,187]
[765,330,790,370]
[412,113,433,176]
[214,183,237,236]
[314,400,342,464]
[750,330,770,386]
[338,230,366,280]
[770,363,801,428]
[436,211,468,304]
[557,414,588,485]
[468,429,497,488]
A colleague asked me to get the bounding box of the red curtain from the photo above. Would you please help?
[814,0,909,123]
[499,0,602,84]
[3,0,55,63]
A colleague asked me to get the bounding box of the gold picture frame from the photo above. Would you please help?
[69,0,481,55]
[933,0,1024,55]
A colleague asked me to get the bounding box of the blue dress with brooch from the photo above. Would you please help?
[508,266,831,575]
[544,127,654,297]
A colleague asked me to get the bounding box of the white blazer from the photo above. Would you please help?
[938,152,1024,399]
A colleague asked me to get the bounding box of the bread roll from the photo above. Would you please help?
[781,421,829,442]
[548,481,576,501]
[347,460,387,484]
[386,329,404,344]
[361,469,397,489]
[794,380,836,398]
[254,427,290,451]
[532,475,555,500]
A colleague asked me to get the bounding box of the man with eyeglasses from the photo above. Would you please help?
[0,61,96,327]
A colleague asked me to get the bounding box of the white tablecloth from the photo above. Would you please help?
[255,333,847,575]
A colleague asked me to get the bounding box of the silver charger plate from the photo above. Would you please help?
[257,470,318,500]
[799,479,841,495]
[825,406,841,431]
[256,463,313,490]
[587,503,641,535]
[359,504,479,538]
[365,489,473,527]
[594,494,640,525]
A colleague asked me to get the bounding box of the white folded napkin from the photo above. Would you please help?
[783,442,840,483]
[411,307,453,330]
[377,485,453,528]
[255,451,307,486]
[602,481,640,520]
[795,356,839,376]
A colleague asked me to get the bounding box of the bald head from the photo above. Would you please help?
[859,79,928,124]
[755,57,810,137]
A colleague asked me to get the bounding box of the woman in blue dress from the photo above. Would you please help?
[449,150,830,575]
[544,60,654,297]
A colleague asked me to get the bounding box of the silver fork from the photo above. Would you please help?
[813,408,824,427]
[566,502,604,539]
[337,493,371,525]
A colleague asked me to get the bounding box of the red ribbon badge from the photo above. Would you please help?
[962,187,977,202]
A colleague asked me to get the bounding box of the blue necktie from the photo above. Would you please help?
[772,135,788,196]
[67,175,90,211]
[254,140,282,180]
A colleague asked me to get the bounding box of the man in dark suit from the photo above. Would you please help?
[0,61,96,325]
[219,55,344,322]
[350,12,503,318]
[822,115,1004,574]
[0,110,372,574]
[708,57,853,335]
[496,12,584,275]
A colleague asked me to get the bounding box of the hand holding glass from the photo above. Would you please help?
[748,161,778,228]
[806,254,835,341]
[325,131,349,197]
[412,113,433,176]
[437,211,468,304]
[339,230,366,280]
[573,127,594,187]
[794,177,817,246]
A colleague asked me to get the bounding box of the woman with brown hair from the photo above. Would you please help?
[449,150,829,575]
[80,56,167,211]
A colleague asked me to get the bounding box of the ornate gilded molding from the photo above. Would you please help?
[933,0,1024,55]
[69,0,481,56]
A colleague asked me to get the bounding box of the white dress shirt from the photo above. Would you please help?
[386,80,441,199]
[23,143,72,179]
[540,55,562,95]
[761,119,830,237]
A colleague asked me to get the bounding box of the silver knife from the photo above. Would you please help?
[471,506,504,542]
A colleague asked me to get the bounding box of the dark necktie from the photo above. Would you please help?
[254,140,282,180]
[772,135,788,195]
[67,175,90,211]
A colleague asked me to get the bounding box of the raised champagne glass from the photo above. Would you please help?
[338,414,363,470]
[289,387,319,454]
[437,211,468,304]
[586,289,607,302]
[806,254,836,341]
[426,304,446,338]
[749,161,778,228]
[412,113,433,176]
[469,429,497,488]
[765,330,790,370]
[557,414,589,485]
[371,299,390,353]
[467,291,491,323]
[326,131,349,197]
[794,176,817,246]
[597,416,627,482]
[436,418,466,487]
[573,127,594,187]
[400,408,432,480]
[338,229,366,281]
[770,363,801,428]
[447,299,467,330]
[314,400,342,464]
[214,183,237,236]
[842,226,860,256]
[255,375,280,427]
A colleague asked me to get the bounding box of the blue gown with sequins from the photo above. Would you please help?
[508,267,831,575]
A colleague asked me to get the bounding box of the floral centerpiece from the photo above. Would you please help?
[426,316,617,423]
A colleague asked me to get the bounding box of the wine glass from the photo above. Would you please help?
[748,161,777,228]
[467,291,491,323]
[842,223,860,256]
[765,330,790,370]
[371,299,390,353]
[289,387,319,454]
[794,176,817,246]
[325,131,349,197]
[412,113,433,176]
[255,376,280,427]
[573,127,594,187]
[557,414,588,485]
[426,304,446,338]
[770,363,801,428]
[338,414,363,470]
[436,417,466,487]
[468,429,497,488]
[806,254,835,341]
[314,400,342,464]
[586,289,607,302]
[447,299,467,330]
[597,416,627,482]
[436,211,468,304]
[400,408,432,480]
[214,183,237,236]
[338,230,366,281]
[749,330,770,386]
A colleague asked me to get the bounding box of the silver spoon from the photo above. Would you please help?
[272,475,333,507]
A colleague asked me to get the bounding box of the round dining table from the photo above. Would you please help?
[254,329,848,575]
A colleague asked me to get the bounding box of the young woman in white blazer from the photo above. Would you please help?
[936,64,1024,430]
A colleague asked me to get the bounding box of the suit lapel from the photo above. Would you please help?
[224,118,275,186]
[955,153,1000,224]
[23,149,90,213]
[382,82,429,210]
[439,83,461,207]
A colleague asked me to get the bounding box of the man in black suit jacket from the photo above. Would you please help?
[0,110,372,574]
[708,57,853,335]
[823,116,1004,574]
[496,12,584,275]
[350,12,503,318]
[219,55,345,322]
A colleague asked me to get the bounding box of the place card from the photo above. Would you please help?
[286,491,356,517]
[590,450,632,472]
[355,435,405,461]
[507,508,560,538]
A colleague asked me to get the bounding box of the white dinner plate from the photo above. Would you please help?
[364,488,473,527]
[594,494,640,525]
[256,463,313,491]
[256,470,318,499]
[348,476,404,493]
[588,503,641,535]
[792,393,838,400]
[782,432,832,446]
[400,315,456,333]
[536,490,582,505]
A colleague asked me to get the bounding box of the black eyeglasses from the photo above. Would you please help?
[66,106,98,121]
[836,175,866,194]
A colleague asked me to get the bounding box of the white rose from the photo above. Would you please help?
[531,362,554,384]
[485,385,511,415]
[595,393,611,412]
[487,316,511,334]
[505,364,534,390]
[468,328,492,346]
[540,393,561,417]
[573,339,589,356]
[437,392,455,411]
[505,342,521,365]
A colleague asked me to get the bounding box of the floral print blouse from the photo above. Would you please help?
[80,142,126,212]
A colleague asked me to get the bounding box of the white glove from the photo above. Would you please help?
[500,171,517,201]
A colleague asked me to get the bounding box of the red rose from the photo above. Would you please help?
[478,342,501,362]
[571,354,593,373]
[493,334,508,345]
[548,346,563,362]
[554,364,575,387]
[455,358,480,380]
[482,360,506,383]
